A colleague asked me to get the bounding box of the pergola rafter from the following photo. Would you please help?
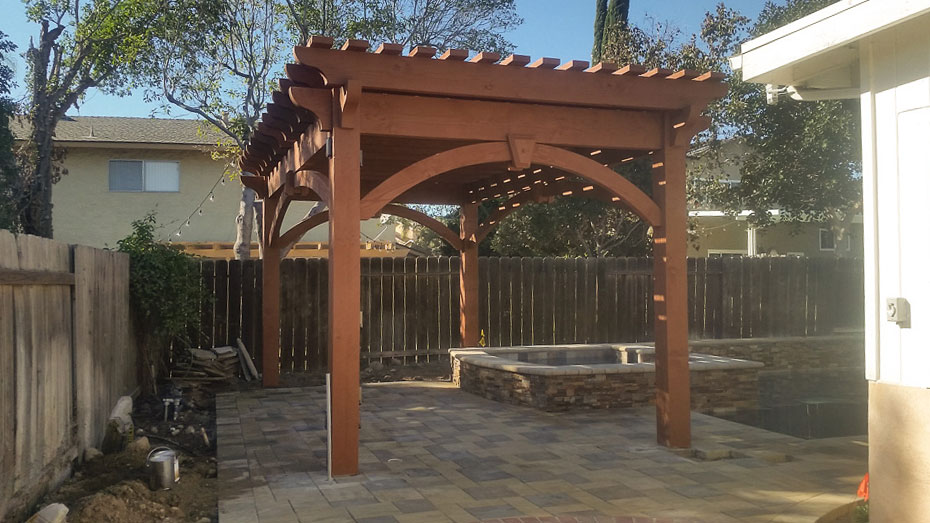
[239,36,726,477]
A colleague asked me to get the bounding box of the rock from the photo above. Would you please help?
[101,396,134,453]
[83,447,103,462]
[126,436,151,453]
[149,426,159,434]
[185,425,197,434]
[367,361,385,372]
[26,503,68,523]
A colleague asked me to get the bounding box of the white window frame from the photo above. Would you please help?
[707,249,748,257]
[819,228,836,251]
[108,159,180,193]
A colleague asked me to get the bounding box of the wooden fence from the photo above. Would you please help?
[194,255,863,373]
[0,231,136,521]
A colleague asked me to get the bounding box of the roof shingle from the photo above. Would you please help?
[12,116,227,146]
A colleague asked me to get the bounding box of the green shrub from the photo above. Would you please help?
[118,213,205,395]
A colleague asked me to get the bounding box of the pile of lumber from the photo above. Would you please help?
[171,339,260,383]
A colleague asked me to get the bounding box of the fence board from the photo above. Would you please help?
[193,255,865,373]
[426,257,441,355]
[1,233,135,521]
[392,257,406,361]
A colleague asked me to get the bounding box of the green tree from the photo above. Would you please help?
[592,0,630,63]
[118,213,205,395]
[153,0,522,258]
[18,0,210,238]
[721,0,861,232]
[0,32,19,231]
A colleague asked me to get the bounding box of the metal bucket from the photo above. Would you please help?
[146,447,180,490]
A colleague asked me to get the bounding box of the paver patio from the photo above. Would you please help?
[216,382,867,523]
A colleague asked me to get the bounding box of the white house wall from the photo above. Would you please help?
[861,15,930,387]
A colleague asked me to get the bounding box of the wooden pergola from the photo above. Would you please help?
[239,36,727,477]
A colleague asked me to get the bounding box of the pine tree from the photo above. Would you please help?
[592,0,608,62]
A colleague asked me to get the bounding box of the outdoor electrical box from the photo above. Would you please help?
[886,297,910,326]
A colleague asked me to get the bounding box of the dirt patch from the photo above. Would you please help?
[40,389,218,522]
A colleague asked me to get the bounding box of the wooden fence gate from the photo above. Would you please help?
[194,255,863,374]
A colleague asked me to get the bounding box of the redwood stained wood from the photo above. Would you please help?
[651,143,690,448]
[327,121,362,476]
[292,47,726,112]
[449,256,462,348]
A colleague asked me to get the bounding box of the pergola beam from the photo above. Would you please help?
[293,47,727,111]
[358,92,663,150]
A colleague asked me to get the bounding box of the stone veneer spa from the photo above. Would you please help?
[450,344,764,413]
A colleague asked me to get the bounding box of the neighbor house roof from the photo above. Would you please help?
[12,116,227,147]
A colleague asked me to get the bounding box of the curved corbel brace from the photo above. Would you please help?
[275,209,330,249]
[359,141,662,227]
[269,189,293,243]
[380,204,463,251]
[671,104,711,146]
[240,174,269,199]
[289,86,334,132]
[290,169,331,205]
[339,80,361,129]
[507,134,535,171]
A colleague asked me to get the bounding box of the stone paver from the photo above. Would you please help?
[217,382,867,523]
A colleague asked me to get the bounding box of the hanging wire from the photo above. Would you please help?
[168,172,227,240]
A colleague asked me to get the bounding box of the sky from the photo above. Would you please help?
[1,0,766,118]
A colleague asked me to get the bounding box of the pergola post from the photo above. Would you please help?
[261,196,281,388]
[328,123,362,476]
[459,203,480,347]
[652,135,691,448]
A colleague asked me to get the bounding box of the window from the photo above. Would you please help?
[109,160,179,192]
[819,228,835,251]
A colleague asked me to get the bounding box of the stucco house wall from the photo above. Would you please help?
[14,117,389,250]
[733,2,930,520]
